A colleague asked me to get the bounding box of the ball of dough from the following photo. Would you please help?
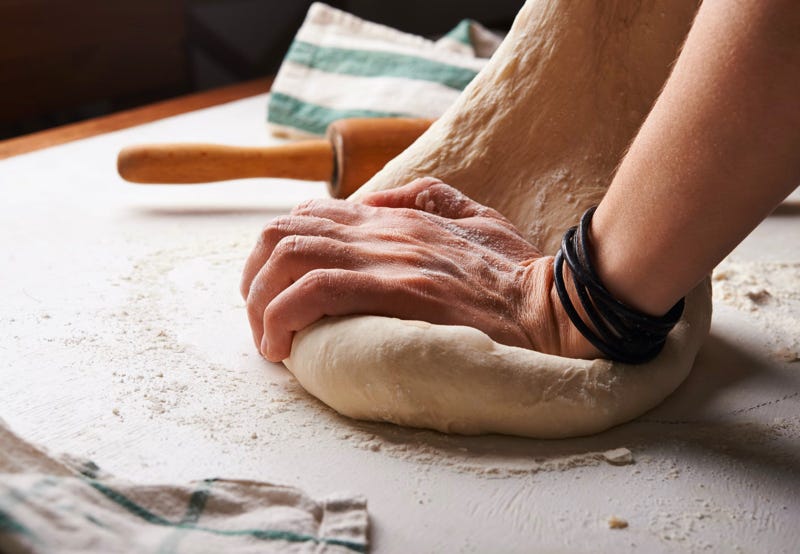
[284,281,711,439]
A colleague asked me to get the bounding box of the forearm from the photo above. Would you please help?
[593,0,800,315]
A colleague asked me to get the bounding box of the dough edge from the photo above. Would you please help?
[284,279,712,439]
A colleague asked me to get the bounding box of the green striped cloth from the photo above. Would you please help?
[0,420,368,553]
[268,2,502,138]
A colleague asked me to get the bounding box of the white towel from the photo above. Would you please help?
[268,3,502,139]
[0,420,368,553]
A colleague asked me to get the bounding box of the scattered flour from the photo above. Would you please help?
[712,259,800,362]
[65,243,797,485]
[72,236,645,478]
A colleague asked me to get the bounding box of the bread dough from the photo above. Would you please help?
[283,0,711,438]
[285,282,710,438]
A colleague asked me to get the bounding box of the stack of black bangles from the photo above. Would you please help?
[554,206,685,364]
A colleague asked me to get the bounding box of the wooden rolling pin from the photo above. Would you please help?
[117,118,433,198]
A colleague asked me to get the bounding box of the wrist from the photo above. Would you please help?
[518,256,603,359]
[552,206,685,363]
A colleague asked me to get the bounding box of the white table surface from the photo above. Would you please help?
[1,94,799,553]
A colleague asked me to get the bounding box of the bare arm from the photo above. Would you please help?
[242,0,800,362]
[593,0,800,316]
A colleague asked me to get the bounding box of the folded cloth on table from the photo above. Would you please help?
[0,419,368,553]
[267,2,503,139]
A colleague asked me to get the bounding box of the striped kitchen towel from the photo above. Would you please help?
[0,419,368,553]
[267,2,503,139]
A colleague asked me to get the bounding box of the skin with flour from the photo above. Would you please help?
[243,0,800,437]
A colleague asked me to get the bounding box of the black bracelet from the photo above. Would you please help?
[553,206,684,364]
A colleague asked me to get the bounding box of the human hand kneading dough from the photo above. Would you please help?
[243,0,800,366]
[241,178,598,362]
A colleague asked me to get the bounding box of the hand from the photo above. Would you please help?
[241,178,599,362]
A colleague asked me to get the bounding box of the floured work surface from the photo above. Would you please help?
[1,95,799,553]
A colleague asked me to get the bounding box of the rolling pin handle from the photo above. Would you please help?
[115,117,433,196]
[117,142,334,184]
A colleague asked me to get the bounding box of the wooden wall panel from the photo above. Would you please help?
[0,0,188,122]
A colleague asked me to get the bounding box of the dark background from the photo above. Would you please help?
[0,0,525,140]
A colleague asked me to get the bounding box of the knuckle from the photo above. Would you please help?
[262,303,280,331]
[299,268,339,294]
[260,216,294,244]
[272,235,306,261]
[246,292,262,320]
[246,273,270,309]
[293,198,315,211]
[291,198,324,215]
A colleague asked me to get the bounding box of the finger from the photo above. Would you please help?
[261,269,391,361]
[261,267,490,362]
[359,177,443,209]
[363,178,505,221]
[241,215,349,299]
[412,183,505,220]
[290,197,373,224]
[246,236,363,350]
